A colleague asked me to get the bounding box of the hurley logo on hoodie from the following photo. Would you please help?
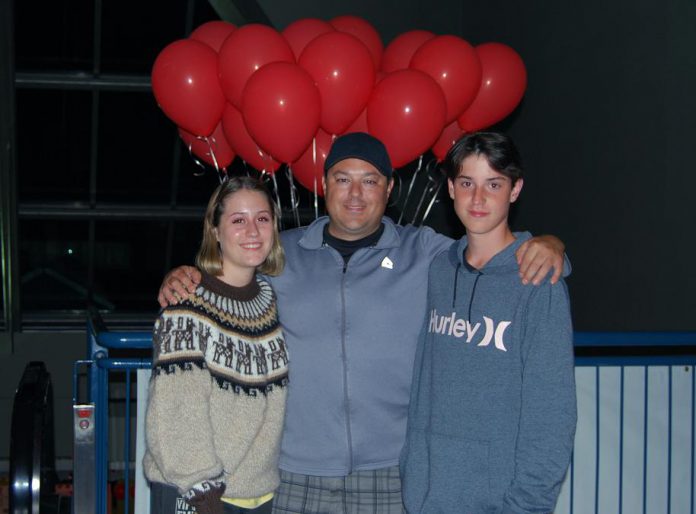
[428,309,511,351]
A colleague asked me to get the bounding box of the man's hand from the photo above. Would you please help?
[515,235,565,286]
[158,266,201,307]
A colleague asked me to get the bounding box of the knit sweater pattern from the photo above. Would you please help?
[143,271,289,501]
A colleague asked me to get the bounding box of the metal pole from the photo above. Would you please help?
[0,0,20,344]
[73,403,96,514]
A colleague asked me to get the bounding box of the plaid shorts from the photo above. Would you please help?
[271,466,405,514]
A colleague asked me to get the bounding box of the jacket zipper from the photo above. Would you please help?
[338,244,375,472]
[339,247,354,472]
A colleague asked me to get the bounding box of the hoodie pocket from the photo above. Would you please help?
[423,432,495,513]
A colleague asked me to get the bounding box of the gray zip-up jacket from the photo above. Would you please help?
[268,216,452,475]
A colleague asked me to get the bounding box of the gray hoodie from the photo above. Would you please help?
[401,232,576,514]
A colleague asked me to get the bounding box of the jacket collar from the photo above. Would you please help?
[298,216,401,250]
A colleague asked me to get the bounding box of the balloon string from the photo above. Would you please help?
[397,154,424,224]
[311,137,319,220]
[256,145,273,176]
[270,172,283,231]
[388,172,403,208]
[187,136,227,182]
[420,191,443,224]
[413,158,445,225]
[312,137,317,166]
[286,165,301,227]
[186,141,207,177]
[419,177,445,225]
[313,176,319,220]
[203,135,222,181]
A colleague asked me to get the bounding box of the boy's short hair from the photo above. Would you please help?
[442,131,523,185]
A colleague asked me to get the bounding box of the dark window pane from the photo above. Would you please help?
[15,2,94,71]
[97,91,176,204]
[171,220,204,269]
[19,220,90,311]
[0,278,4,325]
[176,148,233,206]
[17,90,92,203]
[100,0,220,74]
[93,220,170,312]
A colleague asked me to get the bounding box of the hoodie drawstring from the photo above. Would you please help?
[468,271,482,321]
[454,247,483,319]
[452,262,461,308]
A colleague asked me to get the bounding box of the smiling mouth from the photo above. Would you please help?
[241,243,263,249]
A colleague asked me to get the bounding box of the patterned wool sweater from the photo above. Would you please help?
[143,271,289,501]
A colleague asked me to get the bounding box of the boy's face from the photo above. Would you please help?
[447,154,523,237]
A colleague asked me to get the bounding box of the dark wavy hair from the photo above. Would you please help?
[442,131,523,185]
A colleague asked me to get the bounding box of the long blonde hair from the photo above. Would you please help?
[195,176,284,276]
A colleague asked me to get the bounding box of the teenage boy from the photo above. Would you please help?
[400,132,576,514]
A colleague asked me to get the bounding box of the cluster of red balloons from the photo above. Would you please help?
[152,16,527,196]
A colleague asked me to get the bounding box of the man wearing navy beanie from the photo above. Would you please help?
[324,131,394,179]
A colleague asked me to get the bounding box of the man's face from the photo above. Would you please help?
[322,158,394,241]
[447,154,523,238]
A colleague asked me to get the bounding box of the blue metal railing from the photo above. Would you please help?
[73,311,152,514]
[74,314,696,514]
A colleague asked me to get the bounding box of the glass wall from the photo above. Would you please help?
[13,1,232,327]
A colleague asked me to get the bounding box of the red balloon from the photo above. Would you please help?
[431,121,465,162]
[218,24,295,108]
[381,30,435,73]
[367,69,446,168]
[179,121,236,169]
[221,103,280,173]
[329,15,383,71]
[282,18,335,61]
[189,21,236,52]
[299,32,375,135]
[342,107,368,134]
[292,129,334,196]
[458,43,527,132]
[410,35,482,123]
[242,62,321,164]
[151,39,225,136]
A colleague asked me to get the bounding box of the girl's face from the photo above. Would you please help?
[214,189,274,286]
